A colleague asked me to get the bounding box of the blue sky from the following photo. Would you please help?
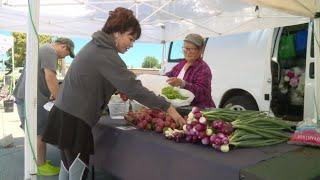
[0,30,11,65]
[0,30,163,68]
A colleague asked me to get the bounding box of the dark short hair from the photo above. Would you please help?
[102,7,141,40]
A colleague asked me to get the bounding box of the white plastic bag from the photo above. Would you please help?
[160,87,195,107]
[136,74,195,107]
[136,74,169,95]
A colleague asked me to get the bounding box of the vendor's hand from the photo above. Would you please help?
[166,105,186,128]
[166,77,183,87]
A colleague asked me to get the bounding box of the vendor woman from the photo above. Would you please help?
[165,33,215,108]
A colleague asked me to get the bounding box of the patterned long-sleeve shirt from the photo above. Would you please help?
[165,58,215,108]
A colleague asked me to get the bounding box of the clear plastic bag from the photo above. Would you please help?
[108,95,129,119]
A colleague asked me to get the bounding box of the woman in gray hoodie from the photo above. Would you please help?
[42,7,186,180]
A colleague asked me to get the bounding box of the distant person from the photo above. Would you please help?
[13,38,75,176]
[165,33,215,108]
[42,7,186,180]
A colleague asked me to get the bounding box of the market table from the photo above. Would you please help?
[240,147,320,179]
[91,116,319,180]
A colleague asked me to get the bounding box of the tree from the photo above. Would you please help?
[141,56,161,69]
[6,32,53,67]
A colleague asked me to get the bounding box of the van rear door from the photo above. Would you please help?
[304,21,316,120]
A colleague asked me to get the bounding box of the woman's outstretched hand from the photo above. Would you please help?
[166,105,186,128]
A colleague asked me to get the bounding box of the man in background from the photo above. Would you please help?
[13,37,75,176]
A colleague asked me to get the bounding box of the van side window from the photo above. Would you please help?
[168,40,184,62]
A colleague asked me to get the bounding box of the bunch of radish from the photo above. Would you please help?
[124,108,180,133]
[202,108,294,149]
[164,128,185,142]
[209,120,234,152]
[126,107,293,151]
[182,107,235,152]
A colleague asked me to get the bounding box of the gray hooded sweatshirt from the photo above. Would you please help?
[55,31,170,127]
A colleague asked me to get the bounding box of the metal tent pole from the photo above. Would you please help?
[25,0,39,179]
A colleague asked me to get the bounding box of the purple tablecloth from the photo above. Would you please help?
[91,116,300,180]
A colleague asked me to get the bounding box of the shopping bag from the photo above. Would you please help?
[136,74,169,95]
[278,33,296,59]
[160,87,195,107]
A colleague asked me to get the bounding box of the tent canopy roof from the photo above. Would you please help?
[0,0,318,43]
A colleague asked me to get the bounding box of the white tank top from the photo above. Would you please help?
[177,64,187,79]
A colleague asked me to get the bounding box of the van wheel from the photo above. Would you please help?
[222,95,258,111]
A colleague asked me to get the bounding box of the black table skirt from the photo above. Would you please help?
[91,116,300,180]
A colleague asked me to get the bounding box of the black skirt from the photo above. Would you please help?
[42,105,94,155]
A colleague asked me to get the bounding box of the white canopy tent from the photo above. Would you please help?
[0,0,319,179]
[0,0,313,42]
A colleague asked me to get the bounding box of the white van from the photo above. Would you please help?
[163,22,316,121]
